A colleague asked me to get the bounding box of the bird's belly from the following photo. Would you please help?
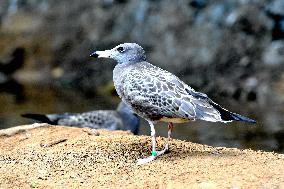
[159,117,191,123]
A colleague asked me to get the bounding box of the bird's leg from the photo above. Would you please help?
[156,122,173,156]
[150,121,157,156]
[137,122,174,165]
[137,121,157,165]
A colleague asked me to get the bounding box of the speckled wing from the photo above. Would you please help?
[56,110,123,130]
[117,62,222,123]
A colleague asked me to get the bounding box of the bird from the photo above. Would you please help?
[90,43,256,165]
[22,101,140,135]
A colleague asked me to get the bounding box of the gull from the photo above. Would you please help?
[90,43,256,165]
[22,101,140,134]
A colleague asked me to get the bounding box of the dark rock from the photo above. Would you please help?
[189,0,208,9]
[0,47,25,75]
[247,90,257,102]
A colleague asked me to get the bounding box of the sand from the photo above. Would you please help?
[0,124,283,189]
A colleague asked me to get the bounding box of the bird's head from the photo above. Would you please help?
[90,43,146,64]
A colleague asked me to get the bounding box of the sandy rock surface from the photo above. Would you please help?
[0,124,283,189]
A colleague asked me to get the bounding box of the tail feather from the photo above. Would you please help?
[209,102,256,123]
[21,113,57,124]
[229,112,256,123]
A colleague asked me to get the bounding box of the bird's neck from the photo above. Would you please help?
[116,59,138,65]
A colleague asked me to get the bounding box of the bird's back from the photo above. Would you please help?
[113,61,252,123]
[57,110,123,130]
[113,61,199,122]
[22,110,124,130]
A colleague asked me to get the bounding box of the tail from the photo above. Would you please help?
[21,113,58,124]
[209,102,256,123]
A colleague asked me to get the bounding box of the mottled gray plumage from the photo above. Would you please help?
[22,102,140,134]
[114,61,222,123]
[90,43,256,164]
[92,43,255,124]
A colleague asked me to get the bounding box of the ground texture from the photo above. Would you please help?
[0,124,283,189]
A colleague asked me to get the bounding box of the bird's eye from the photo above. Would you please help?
[117,47,125,53]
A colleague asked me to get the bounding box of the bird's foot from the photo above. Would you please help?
[137,155,156,165]
[136,148,169,165]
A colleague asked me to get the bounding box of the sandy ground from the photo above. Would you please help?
[0,124,283,189]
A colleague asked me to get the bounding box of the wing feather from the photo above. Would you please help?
[119,62,222,122]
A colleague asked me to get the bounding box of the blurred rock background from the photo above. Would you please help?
[0,0,283,152]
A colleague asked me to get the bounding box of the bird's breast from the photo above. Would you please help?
[113,65,126,97]
[113,64,136,98]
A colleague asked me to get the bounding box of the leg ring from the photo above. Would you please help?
[151,151,157,156]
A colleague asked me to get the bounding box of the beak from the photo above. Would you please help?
[90,50,112,58]
[90,51,99,58]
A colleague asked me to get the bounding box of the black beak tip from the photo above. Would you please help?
[90,52,99,58]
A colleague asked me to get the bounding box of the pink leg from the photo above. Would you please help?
[158,122,173,155]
